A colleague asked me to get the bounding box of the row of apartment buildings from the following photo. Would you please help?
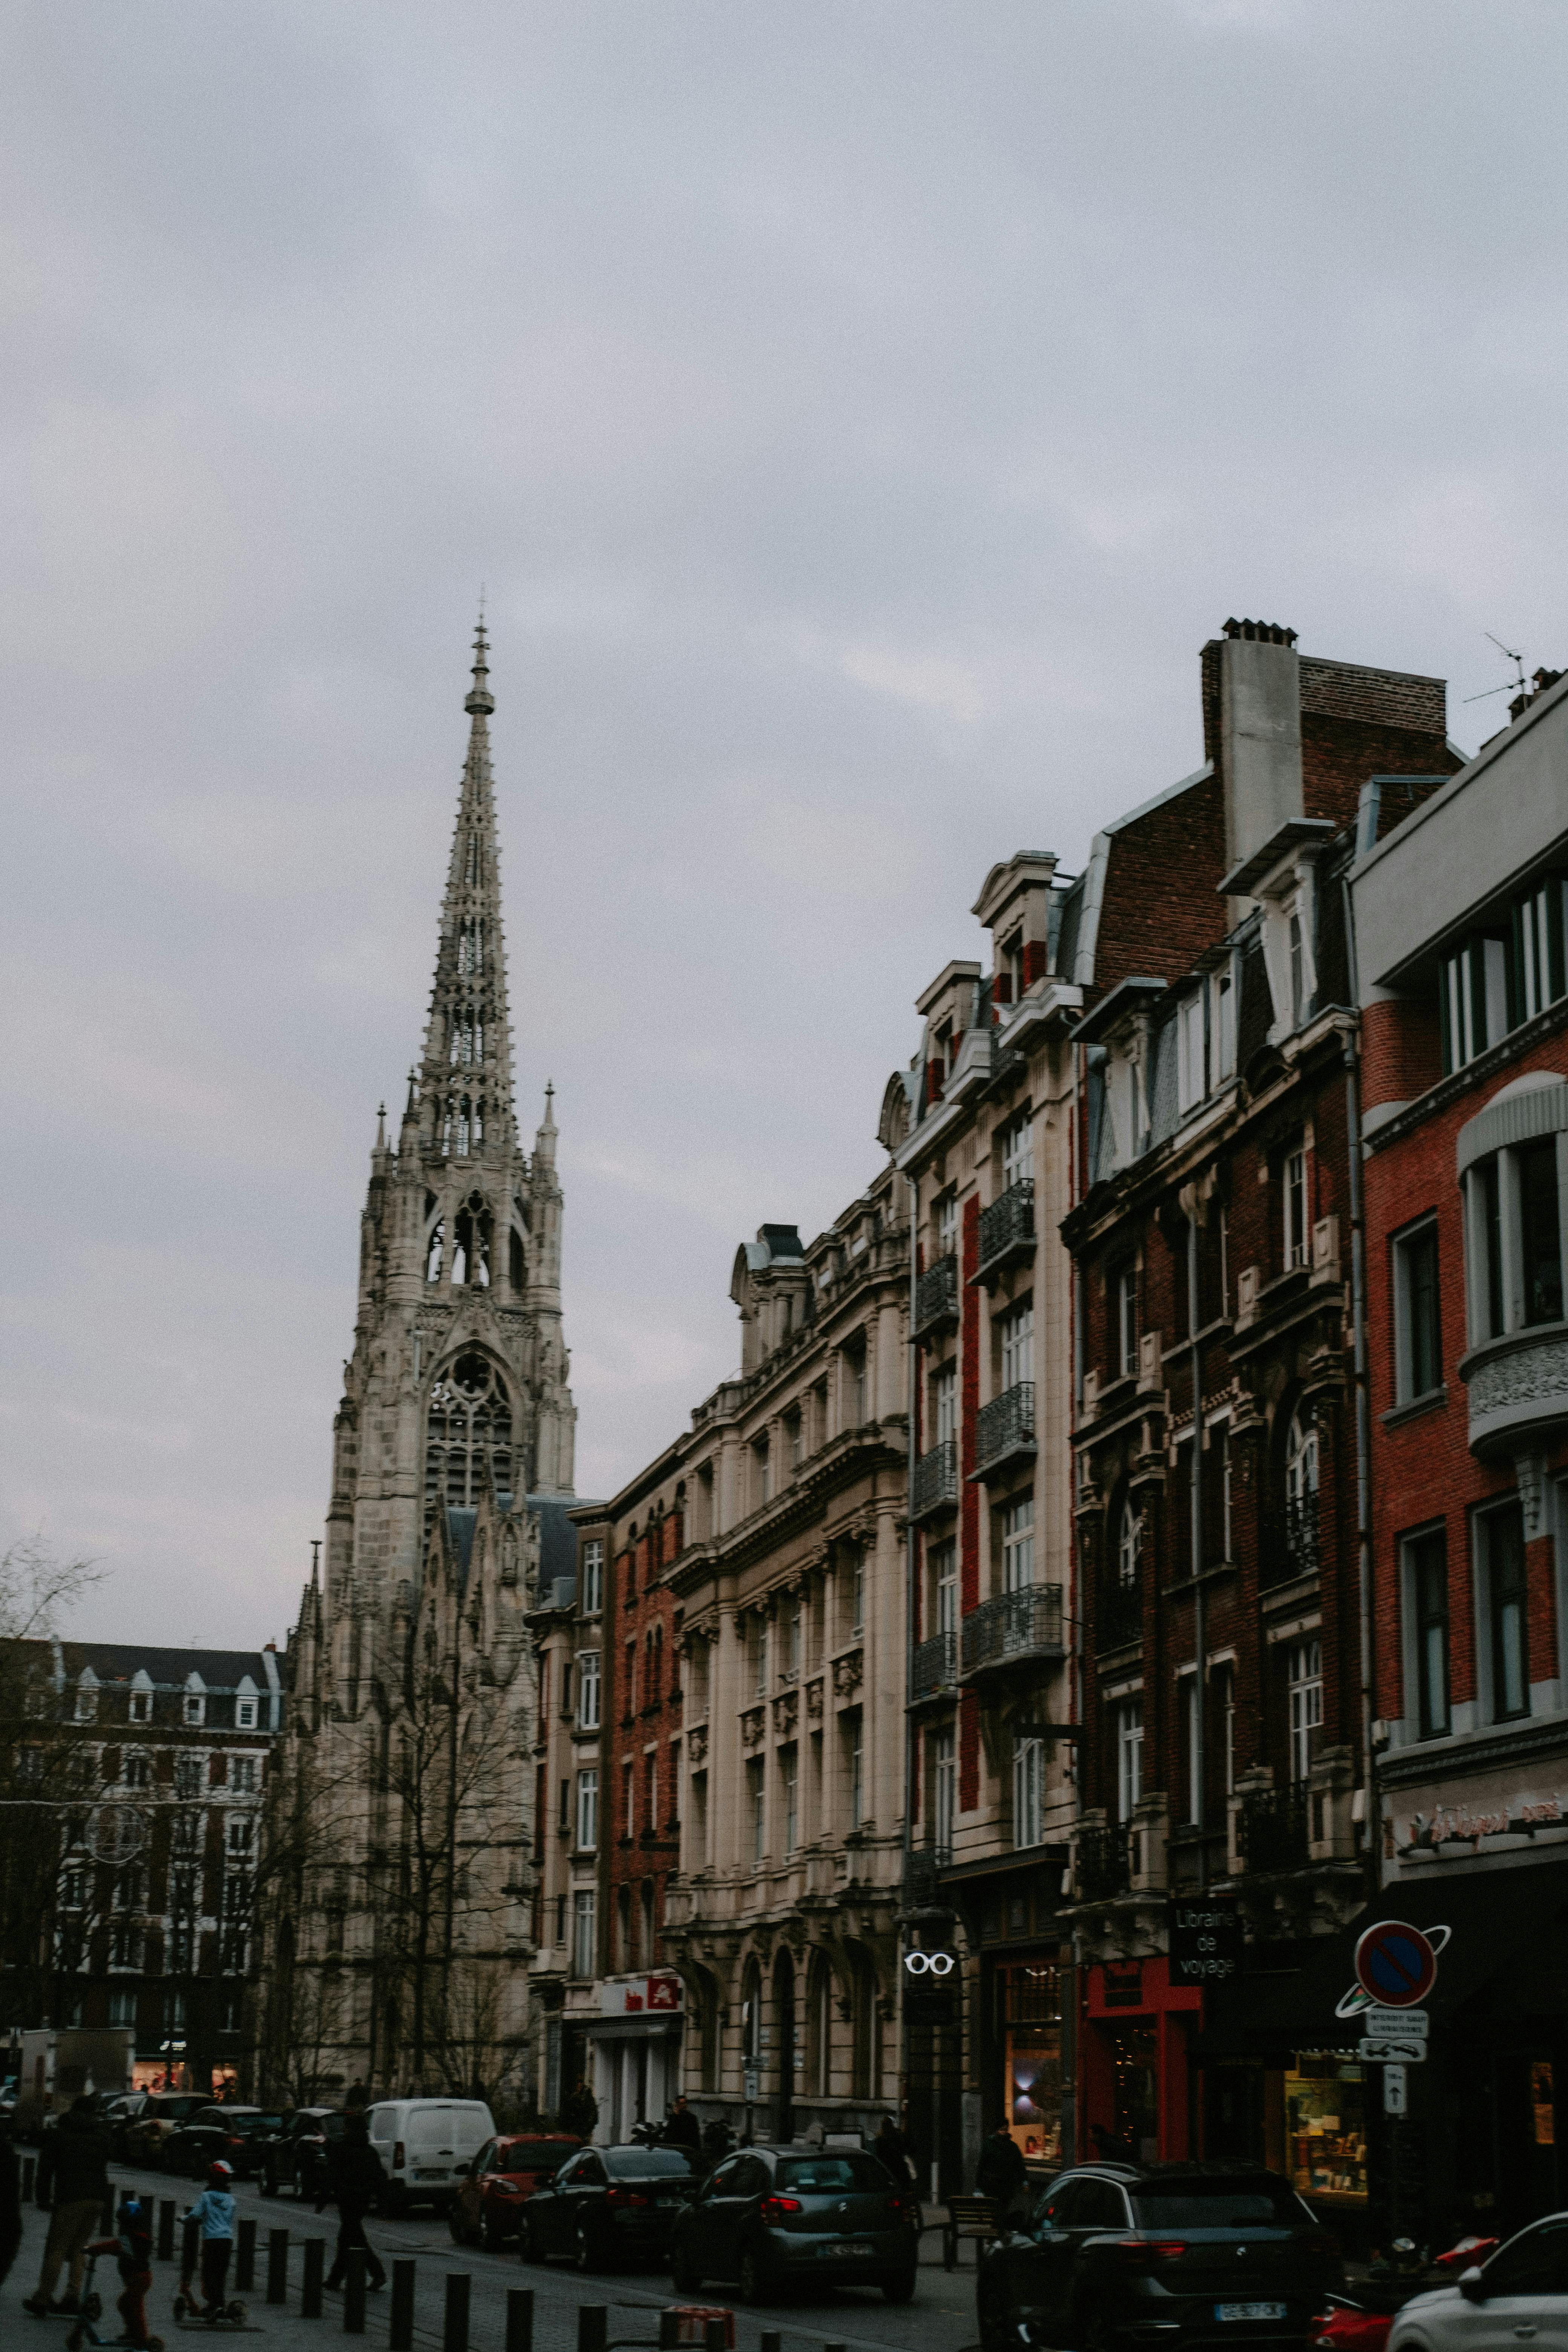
[530,616,1568,2247]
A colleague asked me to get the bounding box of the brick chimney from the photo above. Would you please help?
[1203,619,1303,885]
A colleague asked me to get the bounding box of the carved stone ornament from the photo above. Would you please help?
[805,1679,825,1719]
[831,1651,864,1698]
[687,1725,709,1764]
[773,1689,799,1736]
[741,1706,766,1749]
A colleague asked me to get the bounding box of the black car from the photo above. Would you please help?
[667,2145,919,2306]
[522,2145,700,2271]
[977,2162,1343,2352]
[163,2107,286,2181]
[260,2109,346,2199]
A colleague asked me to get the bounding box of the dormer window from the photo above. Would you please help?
[235,1697,258,1731]
[129,1680,152,1726]
[74,1675,98,1725]
[183,1683,206,1728]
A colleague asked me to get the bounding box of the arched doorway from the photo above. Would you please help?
[773,1947,796,2141]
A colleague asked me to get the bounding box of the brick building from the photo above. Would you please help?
[524,1502,605,2124]
[1346,665,1568,2237]
[1060,622,1456,2207]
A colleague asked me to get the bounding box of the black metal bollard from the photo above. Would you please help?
[578,2305,608,2352]
[182,2216,200,2294]
[506,2287,534,2352]
[267,2228,289,2305]
[761,2336,781,2352]
[158,2198,176,2263]
[704,2324,728,2352]
[237,2216,257,2292]
[389,2260,416,2352]
[444,2272,471,2352]
[303,2236,325,2317]
[344,2246,367,2334]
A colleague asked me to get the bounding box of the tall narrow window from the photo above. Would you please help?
[1001,1496,1035,1591]
[849,1551,865,1635]
[933,1365,957,1447]
[1215,967,1236,1080]
[1216,1664,1236,1797]
[932,1540,957,1638]
[1288,1640,1323,1782]
[1284,1406,1318,1577]
[933,1729,955,1858]
[936,1190,957,1254]
[1116,1700,1143,1822]
[1283,1147,1308,1271]
[1408,1529,1450,1739]
[1520,1139,1565,1326]
[581,1540,603,1615]
[575,1769,598,1852]
[1477,1158,1505,1339]
[1115,1265,1138,1378]
[754,1435,772,1507]
[1002,1111,1033,1188]
[1012,1736,1044,1850]
[1177,990,1206,1112]
[1486,1505,1529,1722]
[846,1712,864,1826]
[1288,908,1306,1028]
[572,1888,596,1978]
[998,1297,1034,1392]
[781,1746,798,1855]
[577,1653,600,1731]
[783,1594,801,1679]
[1182,1675,1200,1826]
[1394,1219,1443,1401]
[424,1351,514,1514]
[748,1760,766,1864]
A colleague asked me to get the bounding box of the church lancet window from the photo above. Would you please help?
[425,1351,514,1514]
[452,1193,492,1288]
[458,920,484,977]
[425,1194,445,1284]
[508,1227,525,1292]
[448,1009,484,1068]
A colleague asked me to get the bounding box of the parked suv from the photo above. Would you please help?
[977,2164,1341,2352]
[667,2145,918,2304]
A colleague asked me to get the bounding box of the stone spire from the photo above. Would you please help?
[417,617,516,1157]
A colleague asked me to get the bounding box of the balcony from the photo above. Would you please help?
[911,1438,959,1523]
[1076,1822,1132,1903]
[975,1178,1036,1283]
[913,1254,960,1340]
[962,1583,1064,1679]
[902,1843,952,1909]
[1262,1496,1320,1592]
[1462,1321,1568,1458]
[1237,1782,1310,1874]
[974,1380,1036,1479]
[911,1630,957,1701]
[1099,1573,1142,1649]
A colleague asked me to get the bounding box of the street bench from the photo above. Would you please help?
[943,2194,1003,2270]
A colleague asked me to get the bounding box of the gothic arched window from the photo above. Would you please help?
[425,1351,514,1514]
[1283,1403,1319,1576]
[452,1193,492,1288]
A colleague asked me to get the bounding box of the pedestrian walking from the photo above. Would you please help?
[874,2115,917,2194]
[0,2123,21,2288]
[975,2121,1027,2224]
[663,2096,701,2156]
[23,2093,112,2317]
[560,2078,599,2141]
[181,2162,237,2319]
[320,2113,387,2292]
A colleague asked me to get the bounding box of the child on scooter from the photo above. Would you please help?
[112,2193,155,2348]
[179,2164,236,2321]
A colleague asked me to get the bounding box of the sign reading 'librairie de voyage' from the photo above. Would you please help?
[1168,1895,1242,1984]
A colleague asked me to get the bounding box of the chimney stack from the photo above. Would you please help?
[1210,619,1303,889]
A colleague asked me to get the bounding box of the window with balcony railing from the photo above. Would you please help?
[914,1255,959,1336]
[1237,1783,1309,1874]
[912,1438,958,1518]
[977,1178,1035,1276]
[976,1380,1035,1471]
[911,1629,956,1700]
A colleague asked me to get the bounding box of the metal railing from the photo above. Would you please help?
[1237,1782,1311,1873]
[902,1843,952,1907]
[1260,1495,1320,1591]
[1076,1822,1132,1902]
[912,1438,959,1519]
[911,1629,957,1699]
[977,1177,1035,1276]
[975,1380,1035,1471]
[1100,1572,1142,1648]
[962,1583,1064,1674]
[913,1254,960,1337]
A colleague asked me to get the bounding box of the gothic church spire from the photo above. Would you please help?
[418,617,516,1156]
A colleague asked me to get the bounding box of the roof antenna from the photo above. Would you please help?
[1462,632,1529,705]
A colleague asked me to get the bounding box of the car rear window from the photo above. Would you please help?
[1131,2179,1308,2230]
[606,2148,695,2177]
[502,2142,580,2171]
[776,2156,895,2194]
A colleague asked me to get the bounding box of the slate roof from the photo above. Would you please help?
[47,1641,276,1691]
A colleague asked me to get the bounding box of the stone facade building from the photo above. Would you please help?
[270,628,575,2103]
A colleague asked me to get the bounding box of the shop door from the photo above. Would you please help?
[1109,2026,1158,2164]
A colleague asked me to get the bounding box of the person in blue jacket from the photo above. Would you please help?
[182,2162,236,2319]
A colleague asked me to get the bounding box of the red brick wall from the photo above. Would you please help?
[605,1505,684,1972]
[1361,995,1443,1115]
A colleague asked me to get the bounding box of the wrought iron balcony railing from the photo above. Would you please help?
[911,1439,959,1521]
[976,1178,1036,1279]
[1100,1572,1142,1649]
[961,1583,1064,1676]
[911,1629,957,1700]
[1262,1496,1320,1591]
[913,1254,960,1338]
[1237,1782,1311,1874]
[975,1380,1035,1474]
[1076,1822,1132,1903]
[902,1843,952,1908]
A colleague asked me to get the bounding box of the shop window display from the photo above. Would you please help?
[1285,2054,1367,2205]
[998,1962,1064,2164]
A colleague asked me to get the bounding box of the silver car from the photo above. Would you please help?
[1390,2215,1568,2352]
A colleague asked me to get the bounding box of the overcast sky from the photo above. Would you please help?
[4,0,1566,1648]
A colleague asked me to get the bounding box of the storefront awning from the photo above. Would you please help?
[579,2015,683,2042]
[1194,1854,1568,2059]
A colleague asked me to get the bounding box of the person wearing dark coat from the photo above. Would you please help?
[24,2097,112,2315]
[319,2116,388,2292]
[560,2079,599,2141]
[975,2122,1027,2217]
[663,2096,701,2155]
[873,2116,917,2194]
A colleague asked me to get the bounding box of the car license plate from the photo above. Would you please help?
[1216,2304,1287,2322]
[416,2168,447,2180]
[827,2242,873,2258]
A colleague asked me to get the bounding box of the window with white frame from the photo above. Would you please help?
[124,1751,151,1790]
[1001,1110,1033,1189]
[1465,1130,1565,1343]
[581,1539,604,1615]
[1177,989,1206,1113]
[933,1728,955,1857]
[225,1816,253,1860]
[74,1677,97,1724]
[575,1768,598,1851]
[931,1539,957,1640]
[1479,1502,1529,1723]
[933,1364,957,1447]
[1287,1640,1323,1781]
[781,1744,798,1854]
[234,1694,257,1730]
[183,1687,205,1728]
[1215,966,1236,1081]
[572,1886,597,1977]
[1513,876,1568,1024]
[1113,1263,1138,1378]
[1283,1145,1309,1271]
[577,1651,601,1730]
[936,1189,957,1255]
[747,1758,766,1863]
[1405,1526,1450,1740]
[1012,1735,1044,1849]
[1001,1494,1035,1591]
[230,1756,257,1795]
[129,1685,152,1724]
[845,1710,864,1825]
[998,1296,1034,1393]
[1393,1216,1443,1403]
[1213,1420,1233,1562]
[1116,1699,1143,1822]
[1216,1663,1236,1796]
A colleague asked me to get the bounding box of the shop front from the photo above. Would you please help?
[943,1849,1072,2195]
[1081,1957,1200,2162]
[587,1972,683,2144]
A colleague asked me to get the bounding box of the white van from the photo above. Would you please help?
[366,2098,495,2212]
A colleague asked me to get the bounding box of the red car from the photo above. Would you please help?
[448,2133,583,2250]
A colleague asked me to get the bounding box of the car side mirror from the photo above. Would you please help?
[1459,2269,1487,2303]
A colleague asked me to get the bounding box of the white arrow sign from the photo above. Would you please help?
[1361,2007,1429,2037]
[1360,2035,1427,2064]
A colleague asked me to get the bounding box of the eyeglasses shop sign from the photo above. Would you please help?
[1168,1896,1242,1985]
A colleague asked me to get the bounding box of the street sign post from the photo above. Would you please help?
[1359,2035,1427,2064]
[1354,1921,1440,2007]
[1359,2007,1428,2038]
[1383,2065,1409,2116]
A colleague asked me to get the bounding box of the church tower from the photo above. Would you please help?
[269,626,573,2105]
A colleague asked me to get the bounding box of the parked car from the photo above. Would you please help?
[101,2092,147,2160]
[124,2093,212,2168]
[260,2109,346,2199]
[524,2144,700,2271]
[449,2133,583,2249]
[1388,2214,1568,2352]
[163,2106,287,2181]
[977,2162,1342,2352]
[667,2145,917,2305]
[365,2098,495,2215]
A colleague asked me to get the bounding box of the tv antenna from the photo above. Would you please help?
[1462,632,1529,705]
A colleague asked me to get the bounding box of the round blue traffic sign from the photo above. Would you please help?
[1354,1919,1438,2007]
